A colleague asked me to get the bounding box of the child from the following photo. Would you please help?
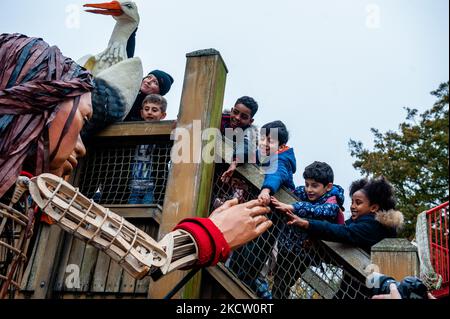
[227,120,296,298]
[125,70,174,122]
[128,94,167,204]
[282,176,404,253]
[220,96,259,183]
[270,161,345,299]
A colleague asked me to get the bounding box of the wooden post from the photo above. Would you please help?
[371,238,420,281]
[148,49,228,299]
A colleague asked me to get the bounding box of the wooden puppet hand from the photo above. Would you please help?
[209,198,272,250]
[270,196,295,213]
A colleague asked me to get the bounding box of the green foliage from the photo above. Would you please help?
[349,82,449,238]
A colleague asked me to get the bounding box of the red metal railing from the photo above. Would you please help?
[426,202,449,298]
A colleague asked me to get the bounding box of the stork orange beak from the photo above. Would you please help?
[84,1,123,16]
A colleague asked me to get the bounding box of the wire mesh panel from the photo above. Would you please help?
[211,164,370,299]
[77,142,172,206]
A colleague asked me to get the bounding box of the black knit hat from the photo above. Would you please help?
[148,70,174,96]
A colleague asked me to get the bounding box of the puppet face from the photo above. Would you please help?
[48,93,93,177]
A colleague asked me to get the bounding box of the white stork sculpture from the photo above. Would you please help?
[78,1,143,135]
[79,0,140,76]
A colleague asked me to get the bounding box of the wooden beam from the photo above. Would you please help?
[206,264,257,299]
[148,49,227,299]
[95,120,176,138]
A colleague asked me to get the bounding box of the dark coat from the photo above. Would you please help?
[307,209,404,253]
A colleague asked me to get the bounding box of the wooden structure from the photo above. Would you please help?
[371,238,419,281]
[9,47,409,300]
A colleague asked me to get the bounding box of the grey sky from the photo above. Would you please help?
[1,0,448,213]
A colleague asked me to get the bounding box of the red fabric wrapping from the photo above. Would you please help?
[174,217,231,267]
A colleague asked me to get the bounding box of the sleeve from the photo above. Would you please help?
[306,219,383,248]
[292,200,339,220]
[261,157,291,194]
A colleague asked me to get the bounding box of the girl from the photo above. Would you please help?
[283,176,404,253]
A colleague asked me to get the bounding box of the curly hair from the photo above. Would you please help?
[349,176,396,211]
[235,96,259,117]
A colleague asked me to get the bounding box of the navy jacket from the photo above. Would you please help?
[307,210,403,253]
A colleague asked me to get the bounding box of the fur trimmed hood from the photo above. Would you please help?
[375,209,404,230]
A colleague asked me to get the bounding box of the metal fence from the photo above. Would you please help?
[426,202,449,298]
[210,164,370,299]
[77,142,172,207]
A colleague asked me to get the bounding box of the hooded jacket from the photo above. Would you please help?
[307,209,404,253]
[277,184,345,254]
[259,147,297,194]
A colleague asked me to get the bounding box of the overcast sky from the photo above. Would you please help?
[1,0,449,212]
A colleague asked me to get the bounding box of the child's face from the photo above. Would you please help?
[141,103,166,122]
[304,179,332,202]
[140,75,160,95]
[259,135,280,157]
[350,190,380,220]
[230,103,253,128]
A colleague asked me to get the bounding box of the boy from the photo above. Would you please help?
[220,96,259,183]
[270,161,345,298]
[125,70,174,122]
[128,94,167,204]
[227,120,296,298]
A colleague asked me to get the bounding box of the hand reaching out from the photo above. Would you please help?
[221,161,237,183]
[258,188,271,206]
[270,196,294,213]
[209,198,273,250]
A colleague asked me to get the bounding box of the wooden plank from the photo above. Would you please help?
[148,49,228,299]
[19,224,42,291]
[23,224,51,291]
[105,259,123,293]
[28,225,64,298]
[53,232,74,292]
[322,241,370,279]
[206,264,256,299]
[371,238,419,281]
[63,237,86,293]
[95,120,176,138]
[79,244,99,291]
[91,251,111,293]
[301,268,337,299]
[134,223,152,294]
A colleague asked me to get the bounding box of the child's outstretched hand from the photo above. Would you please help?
[284,210,309,229]
[258,188,271,206]
[221,161,237,183]
[270,196,295,213]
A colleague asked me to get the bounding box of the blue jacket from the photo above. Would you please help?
[307,209,404,253]
[259,147,297,194]
[292,185,345,221]
[277,185,344,254]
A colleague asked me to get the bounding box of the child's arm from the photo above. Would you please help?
[258,157,292,205]
[271,196,295,213]
[291,197,339,220]
[292,217,387,248]
[220,161,237,183]
[260,157,291,196]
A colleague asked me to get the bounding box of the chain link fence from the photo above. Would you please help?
[211,164,370,299]
[77,142,172,206]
